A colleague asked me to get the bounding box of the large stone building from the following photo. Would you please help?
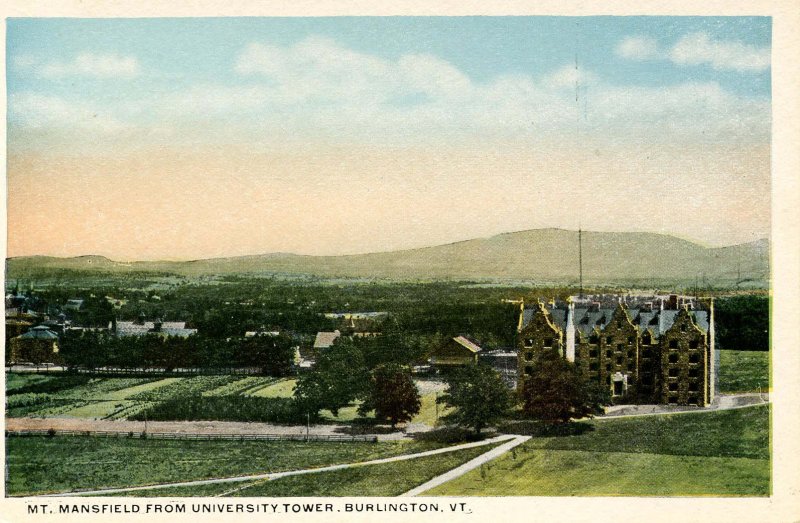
[517,295,716,406]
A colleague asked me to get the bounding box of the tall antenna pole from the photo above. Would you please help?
[579,226,584,299]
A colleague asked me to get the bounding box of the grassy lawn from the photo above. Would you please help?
[719,350,770,393]
[429,405,770,497]
[425,449,769,497]
[5,436,450,496]
[411,393,453,427]
[126,443,501,497]
[247,378,297,398]
[5,373,55,391]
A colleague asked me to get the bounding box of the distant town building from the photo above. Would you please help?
[429,336,483,369]
[313,330,341,351]
[114,317,197,338]
[517,295,716,406]
[324,311,389,333]
[9,325,61,364]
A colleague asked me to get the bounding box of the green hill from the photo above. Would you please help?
[6,229,769,287]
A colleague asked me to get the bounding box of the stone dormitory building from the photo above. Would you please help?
[517,294,717,406]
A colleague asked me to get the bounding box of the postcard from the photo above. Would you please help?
[2,1,799,522]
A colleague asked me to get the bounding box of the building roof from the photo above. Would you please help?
[452,336,482,353]
[115,321,197,338]
[18,325,58,340]
[522,299,710,338]
[313,330,341,349]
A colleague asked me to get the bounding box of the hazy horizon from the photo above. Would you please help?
[6,227,770,263]
[7,17,771,260]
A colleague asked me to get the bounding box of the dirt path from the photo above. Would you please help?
[5,417,410,441]
[400,435,530,496]
[41,435,518,497]
[597,393,768,419]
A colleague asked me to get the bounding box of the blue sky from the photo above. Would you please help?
[6,17,772,259]
[8,17,771,96]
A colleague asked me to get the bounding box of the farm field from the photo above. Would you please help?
[6,374,458,427]
[718,350,770,393]
[426,404,770,496]
[5,436,450,496]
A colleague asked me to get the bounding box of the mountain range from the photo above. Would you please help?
[6,229,769,287]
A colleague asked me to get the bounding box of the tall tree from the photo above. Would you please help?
[521,348,608,423]
[358,364,421,428]
[438,364,514,435]
[293,338,369,417]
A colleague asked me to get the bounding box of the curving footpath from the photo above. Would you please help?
[39,434,519,497]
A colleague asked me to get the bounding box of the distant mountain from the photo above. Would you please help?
[6,229,770,287]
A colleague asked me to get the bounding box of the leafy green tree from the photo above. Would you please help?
[715,295,769,351]
[521,348,607,423]
[358,364,421,428]
[294,338,369,417]
[438,364,514,435]
[239,333,296,376]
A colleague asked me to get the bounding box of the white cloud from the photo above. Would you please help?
[615,32,770,73]
[9,36,770,149]
[669,32,770,72]
[18,52,141,79]
[8,92,127,133]
[615,36,660,60]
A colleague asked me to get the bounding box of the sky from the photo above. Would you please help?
[6,17,771,260]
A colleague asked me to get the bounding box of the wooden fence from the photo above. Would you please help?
[5,429,377,443]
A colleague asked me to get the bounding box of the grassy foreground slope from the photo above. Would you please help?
[5,437,448,496]
[427,405,770,497]
[125,443,500,497]
[719,350,770,393]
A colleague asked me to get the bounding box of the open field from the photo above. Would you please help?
[5,436,449,496]
[123,443,501,497]
[428,404,770,496]
[718,350,770,393]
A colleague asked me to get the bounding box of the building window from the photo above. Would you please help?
[669,340,678,349]
[680,324,687,332]
[668,395,678,404]
[689,382,700,392]
[524,366,533,376]
[544,338,553,348]
[616,356,623,365]
[628,336,635,344]
[525,351,533,361]
[688,368,699,378]
[616,343,623,353]
[590,334,599,344]
[689,353,700,364]
[642,334,651,345]
[688,396,699,405]
[606,336,613,344]
[589,350,598,358]
[627,350,634,358]
[643,348,652,358]
[668,353,679,364]
[690,340,699,350]
[590,362,599,371]
[668,382,678,391]
[525,338,534,347]
[606,364,612,371]
[606,350,613,358]
[668,368,679,377]
[628,363,635,372]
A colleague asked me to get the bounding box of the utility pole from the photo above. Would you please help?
[579,227,584,299]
